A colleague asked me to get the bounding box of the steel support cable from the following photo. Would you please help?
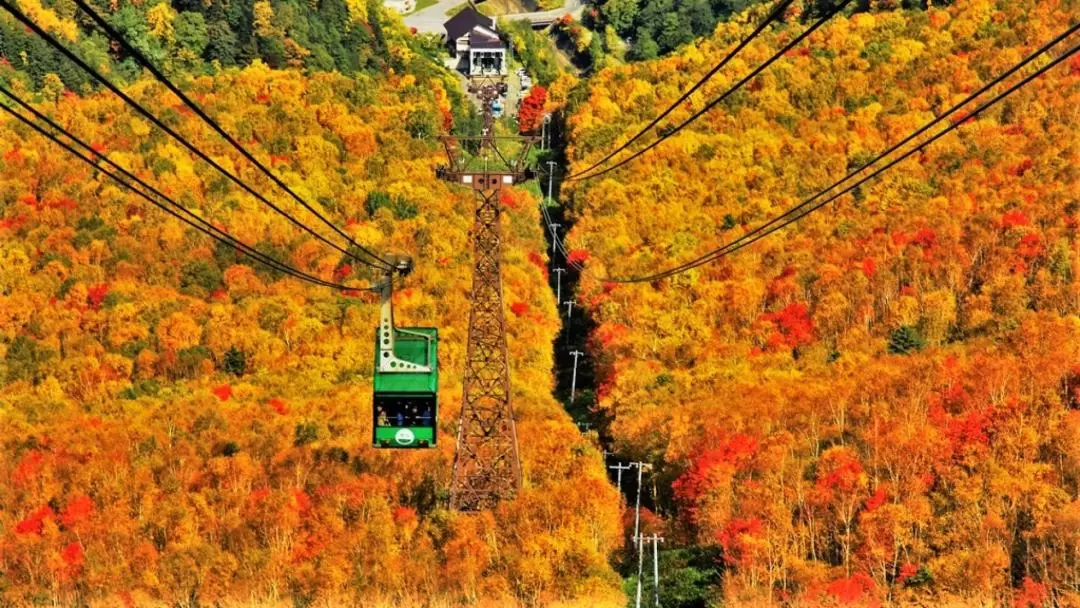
[569,0,854,182]
[0,95,367,291]
[566,0,795,179]
[70,0,393,271]
[0,0,391,273]
[0,101,357,291]
[606,36,1080,283]
[556,23,1078,279]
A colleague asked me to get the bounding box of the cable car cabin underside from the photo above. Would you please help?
[373,326,438,449]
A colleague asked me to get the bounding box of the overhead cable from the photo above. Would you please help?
[569,0,854,181]
[605,34,1080,283]
[0,92,370,291]
[567,0,795,179]
[0,0,391,272]
[71,0,393,271]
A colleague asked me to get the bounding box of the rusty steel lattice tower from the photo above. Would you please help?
[438,79,537,511]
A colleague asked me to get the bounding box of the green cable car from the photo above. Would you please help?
[372,257,438,449]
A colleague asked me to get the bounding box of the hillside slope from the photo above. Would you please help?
[0,0,428,88]
[563,0,1080,604]
[0,60,622,607]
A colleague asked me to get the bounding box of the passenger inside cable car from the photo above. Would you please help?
[372,390,437,448]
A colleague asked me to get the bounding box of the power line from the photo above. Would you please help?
[0,0,391,273]
[70,0,393,271]
[536,168,586,272]
[606,34,1080,283]
[537,170,586,281]
[542,199,586,273]
[0,90,368,291]
[567,0,794,179]
[543,211,586,277]
[569,0,854,182]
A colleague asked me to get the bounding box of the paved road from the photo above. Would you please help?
[403,0,465,33]
[500,0,583,25]
[404,0,583,34]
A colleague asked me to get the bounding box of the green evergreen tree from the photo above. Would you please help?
[631,27,660,60]
[180,260,224,295]
[222,347,246,376]
[888,325,926,355]
[294,422,319,446]
[657,13,691,53]
[680,0,715,37]
[405,108,438,139]
[204,19,240,65]
[601,0,640,36]
[174,12,209,65]
[588,34,606,68]
[5,336,53,384]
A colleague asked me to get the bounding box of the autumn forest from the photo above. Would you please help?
[1,0,1078,606]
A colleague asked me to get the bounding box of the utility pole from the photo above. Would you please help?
[548,222,561,253]
[634,534,665,608]
[553,267,565,305]
[650,534,665,607]
[608,462,633,493]
[631,462,652,548]
[635,533,646,608]
[564,299,577,348]
[569,349,583,404]
[541,113,551,150]
[546,160,557,203]
[437,79,537,511]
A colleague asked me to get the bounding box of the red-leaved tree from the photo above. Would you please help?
[518,86,547,134]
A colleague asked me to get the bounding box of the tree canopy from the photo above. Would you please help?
[562,0,1080,604]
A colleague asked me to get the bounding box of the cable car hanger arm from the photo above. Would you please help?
[376,255,433,373]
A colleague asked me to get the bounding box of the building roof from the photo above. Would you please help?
[470,36,504,49]
[444,6,496,41]
[470,29,503,47]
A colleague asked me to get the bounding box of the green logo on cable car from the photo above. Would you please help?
[395,429,416,446]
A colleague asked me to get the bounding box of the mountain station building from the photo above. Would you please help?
[444,7,507,76]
